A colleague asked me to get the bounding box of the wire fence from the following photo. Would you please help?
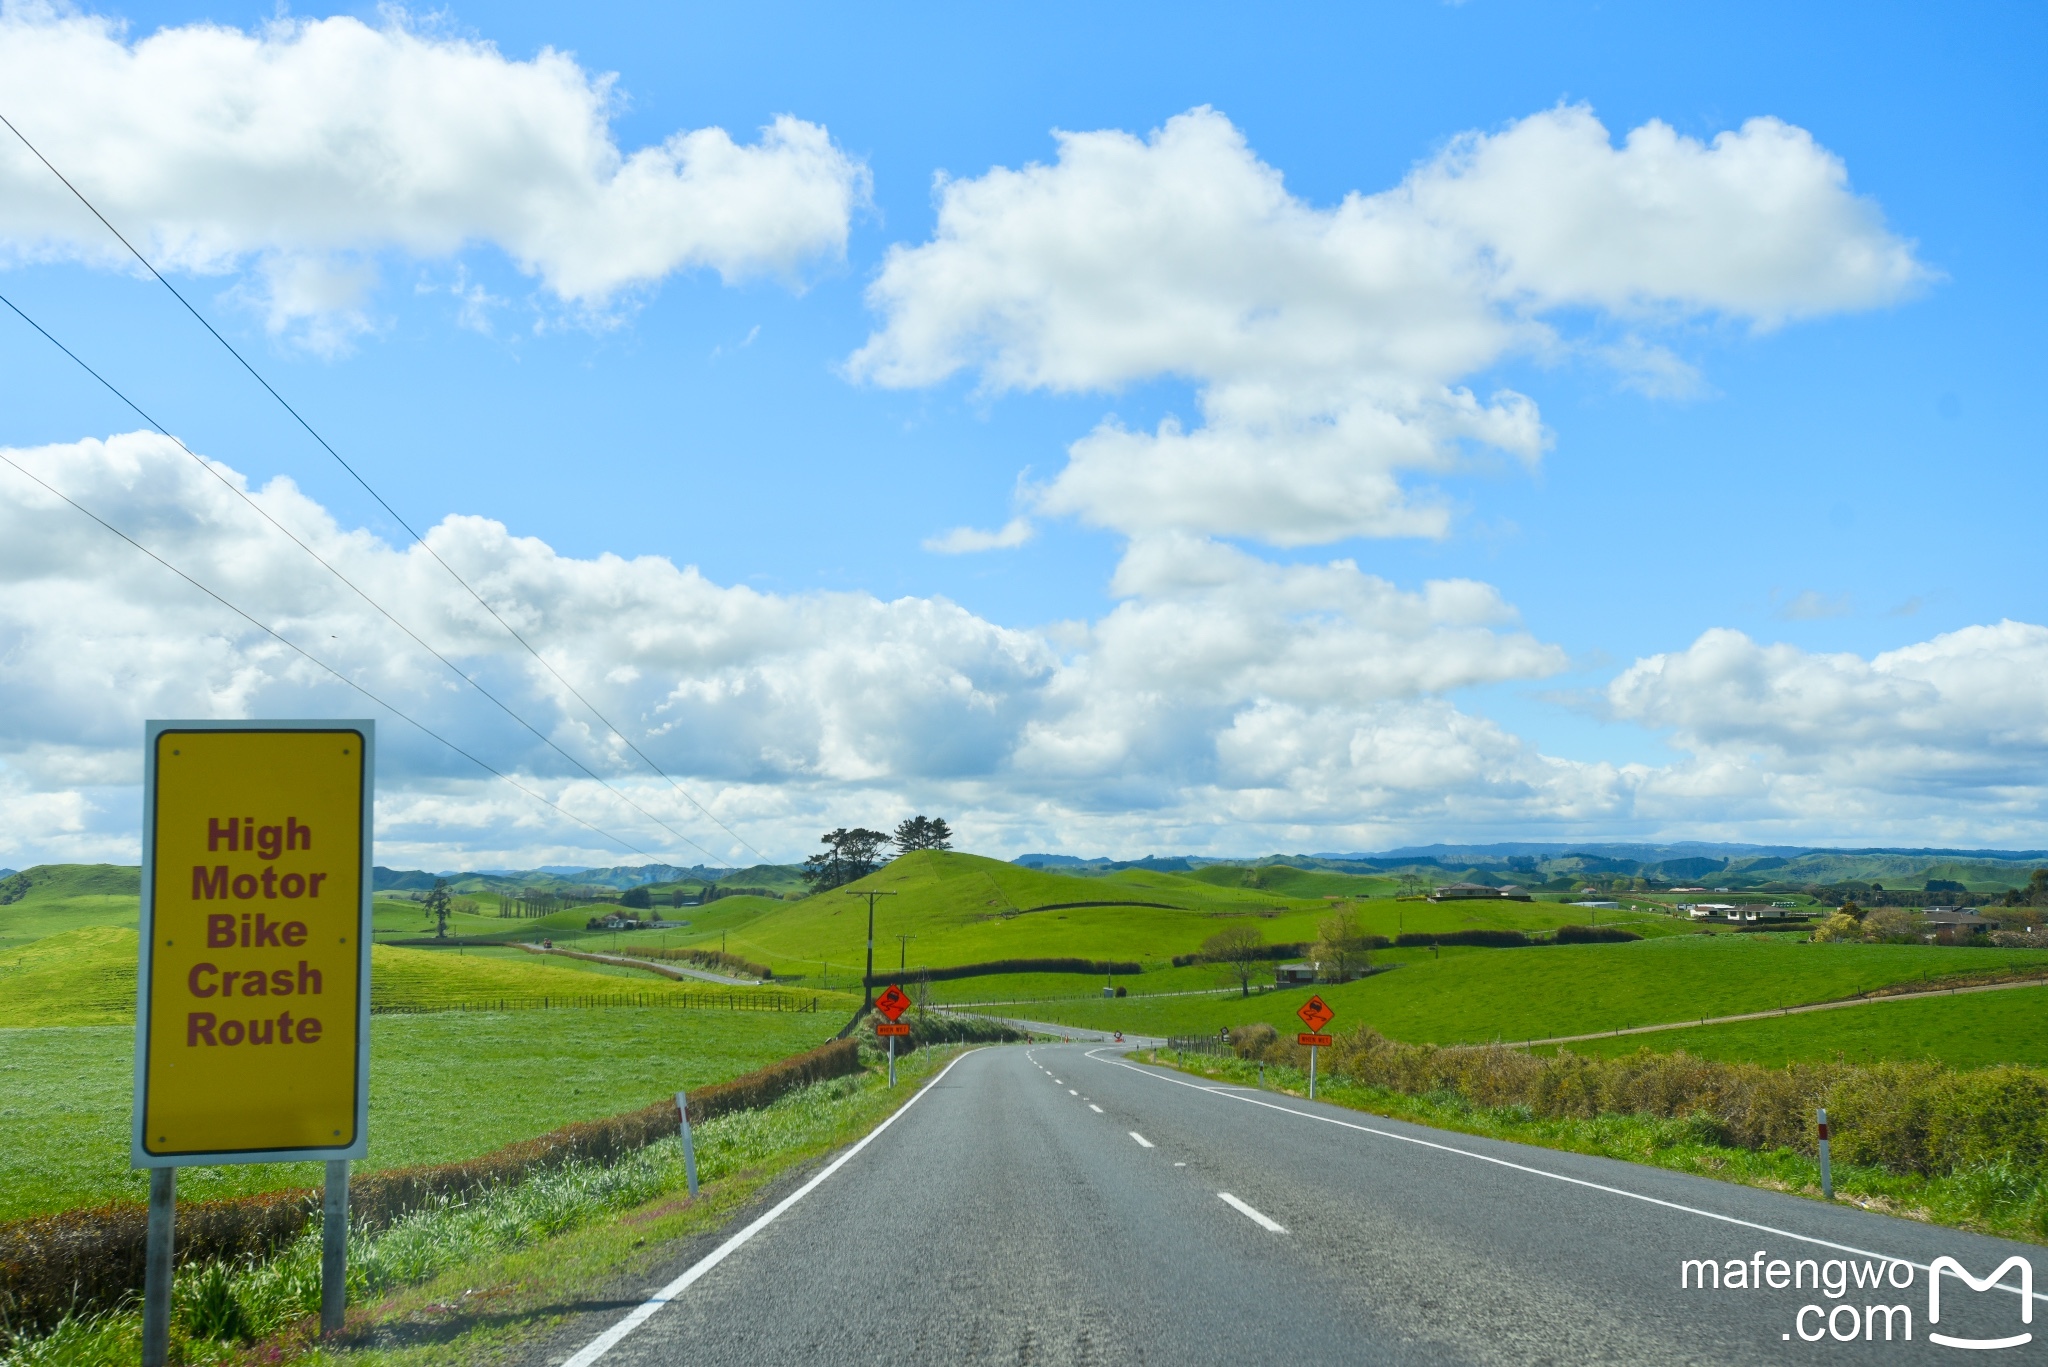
[1166,1033,1233,1057]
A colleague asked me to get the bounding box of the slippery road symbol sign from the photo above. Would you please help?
[1296,994,1334,1033]
[876,984,911,1022]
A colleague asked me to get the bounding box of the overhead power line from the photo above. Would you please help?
[0,110,767,864]
[0,447,658,861]
[0,288,725,867]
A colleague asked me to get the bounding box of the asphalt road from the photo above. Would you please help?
[553,1043,2044,1365]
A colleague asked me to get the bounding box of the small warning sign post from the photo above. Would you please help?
[875,983,911,1086]
[134,721,373,1366]
[1296,994,1335,1099]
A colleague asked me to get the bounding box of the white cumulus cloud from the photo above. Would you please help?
[0,5,866,316]
[850,105,1923,546]
[1609,624,2048,839]
[0,432,1580,866]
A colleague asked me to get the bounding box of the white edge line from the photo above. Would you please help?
[1219,1192,1286,1232]
[1083,1048,2044,1304]
[559,1049,978,1367]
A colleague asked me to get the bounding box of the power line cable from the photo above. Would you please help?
[0,110,766,863]
[0,447,657,860]
[0,287,724,867]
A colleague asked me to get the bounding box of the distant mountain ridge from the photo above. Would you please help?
[1012,843,2048,892]
[370,862,806,894]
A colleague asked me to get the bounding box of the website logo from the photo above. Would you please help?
[1679,1249,2035,1349]
[1928,1256,2032,1351]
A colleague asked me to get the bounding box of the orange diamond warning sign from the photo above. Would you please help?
[1296,994,1334,1033]
[875,984,911,1022]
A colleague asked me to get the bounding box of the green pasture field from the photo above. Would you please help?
[1549,982,2048,1068]
[992,935,2048,1048]
[0,929,857,1026]
[0,1003,848,1222]
[593,852,1685,985]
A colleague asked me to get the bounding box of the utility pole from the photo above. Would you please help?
[844,889,897,1011]
[896,933,916,971]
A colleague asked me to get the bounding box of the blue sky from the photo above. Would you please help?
[0,0,2042,867]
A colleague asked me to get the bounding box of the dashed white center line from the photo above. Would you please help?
[1069,1089,1078,1096]
[1219,1193,1286,1232]
[1088,1104,1103,1113]
[1129,1132,1154,1148]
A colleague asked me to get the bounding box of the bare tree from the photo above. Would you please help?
[1201,924,1267,998]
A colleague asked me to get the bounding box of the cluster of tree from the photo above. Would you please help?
[893,815,953,851]
[2001,869,2048,907]
[1810,882,1982,908]
[1197,908,1380,997]
[801,827,894,892]
[800,816,955,892]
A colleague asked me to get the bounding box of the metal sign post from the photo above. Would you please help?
[1296,994,1335,1102]
[134,721,374,1365]
[876,985,912,1086]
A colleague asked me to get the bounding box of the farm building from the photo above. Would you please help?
[1428,882,1533,902]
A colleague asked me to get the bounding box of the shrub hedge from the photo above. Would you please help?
[0,1038,858,1337]
[1394,930,1532,948]
[1552,925,1643,945]
[628,946,775,980]
[861,958,1140,987]
[1228,1024,2048,1180]
[1170,943,1308,968]
[857,1014,1024,1050]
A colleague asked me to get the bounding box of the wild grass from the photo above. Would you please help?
[1159,1051,2048,1245]
[0,1059,949,1367]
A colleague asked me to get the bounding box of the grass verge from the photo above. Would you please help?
[1,1047,969,1367]
[1146,1050,2048,1246]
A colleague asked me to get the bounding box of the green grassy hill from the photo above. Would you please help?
[1000,935,2048,1045]
[0,865,143,949]
[589,851,1684,987]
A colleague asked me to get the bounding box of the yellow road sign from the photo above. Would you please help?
[134,722,373,1165]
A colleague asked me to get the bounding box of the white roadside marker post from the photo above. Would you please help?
[1817,1107,1833,1201]
[676,1092,699,1198]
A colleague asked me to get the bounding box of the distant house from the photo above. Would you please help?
[1734,905,1792,922]
[1685,903,1735,920]
[1924,908,1997,933]
[1428,882,1532,902]
[1275,963,1320,985]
